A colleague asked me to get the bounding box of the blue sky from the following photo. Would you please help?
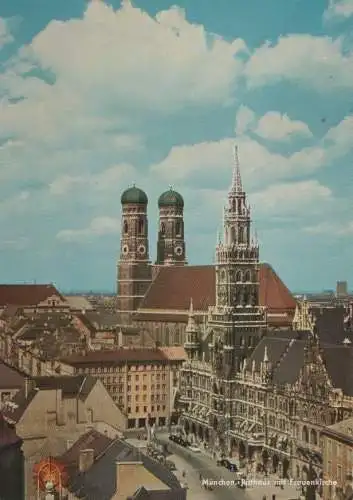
[0,0,352,293]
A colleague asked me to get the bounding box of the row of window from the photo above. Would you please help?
[127,404,167,414]
[128,373,166,381]
[76,364,167,375]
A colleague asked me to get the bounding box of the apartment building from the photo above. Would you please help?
[322,417,353,499]
[62,347,186,429]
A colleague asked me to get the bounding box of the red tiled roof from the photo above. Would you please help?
[260,264,297,313]
[139,263,296,313]
[63,348,171,365]
[159,346,187,361]
[0,284,65,307]
[135,313,189,323]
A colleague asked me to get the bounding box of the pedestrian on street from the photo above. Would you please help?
[262,496,266,500]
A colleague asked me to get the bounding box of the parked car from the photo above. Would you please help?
[189,445,201,453]
[217,458,238,472]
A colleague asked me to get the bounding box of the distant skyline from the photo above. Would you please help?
[0,0,353,292]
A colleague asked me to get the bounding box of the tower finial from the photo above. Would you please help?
[231,144,243,193]
[189,297,193,315]
[263,345,269,363]
[169,184,173,190]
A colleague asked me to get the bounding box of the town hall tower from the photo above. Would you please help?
[208,146,266,376]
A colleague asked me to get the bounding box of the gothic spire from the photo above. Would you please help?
[231,145,243,194]
[263,345,269,363]
[186,297,197,333]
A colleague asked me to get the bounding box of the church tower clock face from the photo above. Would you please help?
[122,245,129,255]
[138,245,146,255]
[174,246,183,256]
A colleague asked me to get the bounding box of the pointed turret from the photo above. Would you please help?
[184,298,200,360]
[261,344,272,383]
[263,345,269,363]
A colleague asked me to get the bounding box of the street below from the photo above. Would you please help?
[157,434,250,500]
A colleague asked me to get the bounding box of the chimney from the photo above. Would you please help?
[24,377,35,399]
[79,448,94,472]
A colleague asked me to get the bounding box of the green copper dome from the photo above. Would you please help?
[121,185,148,205]
[158,187,184,208]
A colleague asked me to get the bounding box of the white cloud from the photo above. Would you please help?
[150,139,234,183]
[0,1,247,188]
[112,134,144,151]
[324,115,353,155]
[5,1,246,113]
[0,18,13,49]
[56,216,120,242]
[251,180,333,216]
[152,112,353,188]
[151,137,325,189]
[324,0,353,20]
[235,105,256,135]
[245,35,353,90]
[254,112,312,141]
[235,106,312,142]
[49,163,135,195]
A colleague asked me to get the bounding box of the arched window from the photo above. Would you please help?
[176,221,182,237]
[161,222,165,235]
[302,426,309,442]
[310,429,318,445]
[238,226,244,243]
[245,270,251,282]
[236,270,242,282]
[237,199,242,213]
[138,219,144,235]
[124,221,128,234]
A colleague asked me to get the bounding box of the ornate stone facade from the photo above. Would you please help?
[180,300,353,495]
[180,146,267,457]
[178,149,353,496]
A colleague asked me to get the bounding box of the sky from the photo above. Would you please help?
[0,0,352,293]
